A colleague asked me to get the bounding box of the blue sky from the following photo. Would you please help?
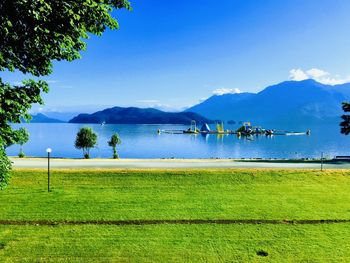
[3,0,350,112]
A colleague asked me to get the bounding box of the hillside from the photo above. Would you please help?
[27,113,66,123]
[43,111,83,122]
[69,107,212,124]
[186,79,350,126]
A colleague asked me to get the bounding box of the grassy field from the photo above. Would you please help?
[0,169,350,262]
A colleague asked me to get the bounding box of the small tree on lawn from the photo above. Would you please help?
[75,127,98,159]
[108,133,121,159]
[17,128,29,158]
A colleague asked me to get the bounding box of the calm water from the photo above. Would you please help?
[5,123,350,159]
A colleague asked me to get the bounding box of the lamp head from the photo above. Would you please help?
[46,148,52,153]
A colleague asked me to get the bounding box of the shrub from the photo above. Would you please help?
[75,127,98,159]
[0,148,12,189]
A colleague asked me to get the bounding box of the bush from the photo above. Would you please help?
[108,133,121,159]
[18,151,25,158]
[0,149,12,190]
[74,127,98,159]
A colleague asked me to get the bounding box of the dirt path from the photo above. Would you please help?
[10,157,350,169]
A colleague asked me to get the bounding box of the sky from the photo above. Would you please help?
[2,0,350,112]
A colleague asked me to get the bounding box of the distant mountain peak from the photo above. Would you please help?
[186,80,350,125]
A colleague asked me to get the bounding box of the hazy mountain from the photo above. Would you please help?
[29,113,66,123]
[186,79,350,126]
[69,107,212,124]
[43,111,82,122]
[187,92,254,118]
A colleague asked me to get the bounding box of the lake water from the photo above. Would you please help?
[5,123,350,159]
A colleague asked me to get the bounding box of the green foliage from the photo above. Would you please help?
[17,127,30,158]
[108,133,121,159]
[0,148,11,189]
[340,102,350,135]
[0,0,131,76]
[0,0,130,186]
[75,127,98,159]
[17,127,29,146]
[0,79,48,147]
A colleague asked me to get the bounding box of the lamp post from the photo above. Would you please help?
[46,148,52,192]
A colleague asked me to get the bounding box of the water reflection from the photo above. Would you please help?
[5,123,350,159]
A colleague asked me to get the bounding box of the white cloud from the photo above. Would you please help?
[289,69,309,81]
[212,88,241,95]
[151,103,185,112]
[306,68,329,78]
[135,100,185,112]
[289,68,350,85]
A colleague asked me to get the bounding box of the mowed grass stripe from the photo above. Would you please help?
[1,224,350,262]
[0,219,350,226]
[1,169,350,221]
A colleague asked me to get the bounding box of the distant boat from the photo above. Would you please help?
[101,121,106,126]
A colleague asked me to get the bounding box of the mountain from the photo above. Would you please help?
[69,107,212,124]
[43,111,83,122]
[29,113,66,123]
[186,79,350,127]
[188,92,254,118]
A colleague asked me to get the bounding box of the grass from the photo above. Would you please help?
[0,168,350,261]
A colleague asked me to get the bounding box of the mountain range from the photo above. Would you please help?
[186,79,350,127]
[69,107,212,124]
[29,80,350,126]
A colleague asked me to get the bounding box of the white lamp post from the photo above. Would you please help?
[46,148,52,192]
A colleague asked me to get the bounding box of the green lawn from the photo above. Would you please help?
[1,168,350,262]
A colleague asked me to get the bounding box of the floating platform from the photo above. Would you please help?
[158,121,310,137]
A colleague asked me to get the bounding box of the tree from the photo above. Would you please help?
[108,133,122,159]
[340,102,350,135]
[0,0,131,188]
[75,127,98,159]
[17,128,30,158]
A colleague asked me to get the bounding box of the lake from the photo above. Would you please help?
[5,123,350,159]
